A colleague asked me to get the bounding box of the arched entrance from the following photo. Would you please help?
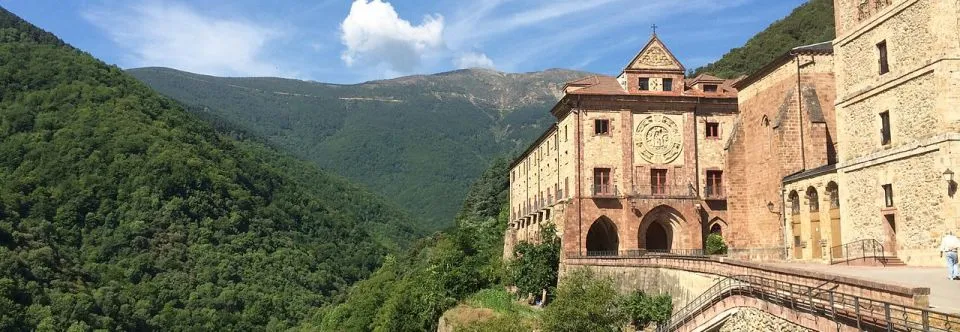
[586,216,619,254]
[638,205,683,251]
[646,222,669,250]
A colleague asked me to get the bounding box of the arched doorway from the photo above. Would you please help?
[646,222,669,250]
[638,205,682,252]
[709,223,722,235]
[586,217,619,254]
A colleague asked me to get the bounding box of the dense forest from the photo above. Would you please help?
[317,157,513,331]
[0,7,421,330]
[127,67,589,230]
[692,0,835,78]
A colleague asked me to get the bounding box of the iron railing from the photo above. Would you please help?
[703,186,725,199]
[660,274,960,332]
[566,249,707,259]
[592,184,619,197]
[631,184,697,198]
[829,239,885,265]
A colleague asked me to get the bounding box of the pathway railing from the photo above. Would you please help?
[659,274,960,331]
[829,239,885,265]
[566,249,707,259]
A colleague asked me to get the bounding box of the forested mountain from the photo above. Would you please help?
[692,0,835,78]
[0,7,421,330]
[318,157,513,331]
[127,67,591,230]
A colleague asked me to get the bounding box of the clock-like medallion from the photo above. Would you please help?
[635,115,682,164]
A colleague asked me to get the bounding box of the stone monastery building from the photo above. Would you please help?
[507,0,960,267]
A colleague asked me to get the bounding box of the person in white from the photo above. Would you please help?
[940,231,960,280]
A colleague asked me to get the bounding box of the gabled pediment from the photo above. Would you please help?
[625,35,685,73]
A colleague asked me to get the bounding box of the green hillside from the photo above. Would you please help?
[0,7,419,330]
[692,0,835,78]
[127,67,591,230]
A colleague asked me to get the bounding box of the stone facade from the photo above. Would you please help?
[725,45,837,260]
[833,0,960,266]
[506,35,738,259]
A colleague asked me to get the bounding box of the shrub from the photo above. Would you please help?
[706,233,728,255]
[540,269,625,332]
[619,291,673,329]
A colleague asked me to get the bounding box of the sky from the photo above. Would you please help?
[2,0,808,84]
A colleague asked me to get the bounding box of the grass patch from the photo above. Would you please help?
[465,288,537,317]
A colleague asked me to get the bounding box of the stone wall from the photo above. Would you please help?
[560,263,720,310]
[717,308,812,332]
[726,52,836,253]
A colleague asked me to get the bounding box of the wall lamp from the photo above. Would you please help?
[943,168,954,183]
[766,201,781,215]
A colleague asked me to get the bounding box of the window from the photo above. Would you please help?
[594,168,611,195]
[880,111,891,145]
[877,40,889,75]
[882,184,894,207]
[806,187,819,212]
[662,78,673,92]
[650,169,667,195]
[789,191,800,215]
[705,122,720,139]
[595,119,610,135]
[564,125,568,142]
[706,171,723,197]
[564,177,569,198]
[638,77,650,91]
[703,84,718,93]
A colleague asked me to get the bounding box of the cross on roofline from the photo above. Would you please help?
[651,24,658,35]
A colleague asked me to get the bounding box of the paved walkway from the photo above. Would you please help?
[773,263,960,314]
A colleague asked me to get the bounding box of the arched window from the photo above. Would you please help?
[826,182,839,210]
[789,191,800,215]
[761,115,770,127]
[807,187,819,212]
[710,223,722,235]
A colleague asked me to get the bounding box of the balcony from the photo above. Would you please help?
[703,186,725,200]
[631,184,697,199]
[591,184,619,198]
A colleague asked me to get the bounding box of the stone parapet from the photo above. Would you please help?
[564,256,929,307]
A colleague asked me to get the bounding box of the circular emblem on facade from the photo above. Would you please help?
[636,115,682,164]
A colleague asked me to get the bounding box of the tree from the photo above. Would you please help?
[509,223,560,301]
[620,290,673,329]
[540,268,625,332]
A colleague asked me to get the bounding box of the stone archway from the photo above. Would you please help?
[646,222,670,250]
[639,205,684,251]
[586,216,619,254]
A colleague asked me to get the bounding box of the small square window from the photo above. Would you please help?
[638,78,650,91]
[703,84,718,93]
[595,119,610,135]
[882,184,894,207]
[877,40,889,75]
[662,78,673,92]
[705,122,720,138]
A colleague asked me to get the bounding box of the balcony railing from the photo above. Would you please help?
[703,186,725,200]
[591,184,618,197]
[567,248,707,259]
[631,184,697,199]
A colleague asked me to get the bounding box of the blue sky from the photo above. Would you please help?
[2,0,808,84]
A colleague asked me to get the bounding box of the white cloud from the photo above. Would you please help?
[82,1,286,77]
[454,52,494,69]
[340,0,445,73]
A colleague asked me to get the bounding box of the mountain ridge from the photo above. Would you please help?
[0,6,420,329]
[128,66,593,229]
